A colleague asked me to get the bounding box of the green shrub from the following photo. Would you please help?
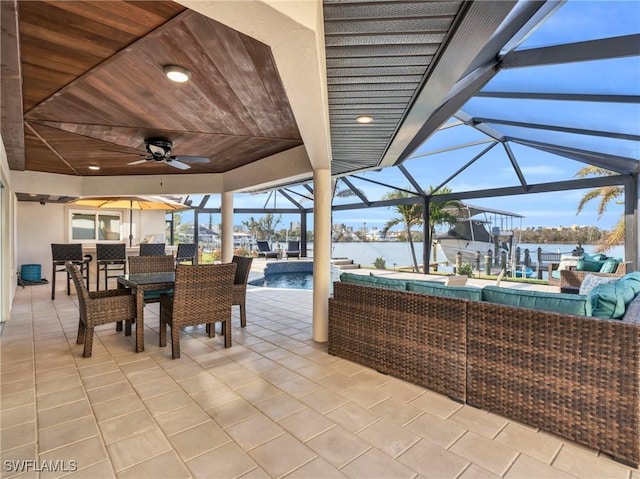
[374,257,386,269]
[457,263,473,276]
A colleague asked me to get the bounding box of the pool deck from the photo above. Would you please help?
[2,264,636,479]
[250,257,557,293]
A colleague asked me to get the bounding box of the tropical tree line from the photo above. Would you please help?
[516,226,606,245]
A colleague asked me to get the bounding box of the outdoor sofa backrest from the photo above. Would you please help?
[329,279,640,466]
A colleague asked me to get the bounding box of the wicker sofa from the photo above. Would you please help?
[560,261,631,293]
[328,276,640,466]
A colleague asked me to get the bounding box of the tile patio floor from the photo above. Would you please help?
[1,274,639,479]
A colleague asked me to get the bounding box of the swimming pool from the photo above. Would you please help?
[249,261,341,289]
[250,271,315,289]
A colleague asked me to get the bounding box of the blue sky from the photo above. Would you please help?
[177,0,638,234]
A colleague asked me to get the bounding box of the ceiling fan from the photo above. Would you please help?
[126,138,210,170]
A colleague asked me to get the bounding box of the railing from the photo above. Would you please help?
[513,246,576,279]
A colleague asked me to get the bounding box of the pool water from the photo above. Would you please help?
[251,272,315,289]
[250,268,342,290]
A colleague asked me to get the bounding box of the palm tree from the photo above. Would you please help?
[424,186,462,262]
[382,190,423,272]
[575,166,624,252]
[382,186,461,272]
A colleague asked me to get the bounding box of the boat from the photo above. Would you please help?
[514,266,535,278]
[435,203,524,265]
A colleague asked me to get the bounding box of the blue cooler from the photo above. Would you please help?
[21,264,41,282]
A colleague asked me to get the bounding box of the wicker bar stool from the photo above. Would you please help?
[51,243,90,300]
[139,243,166,256]
[96,243,126,290]
[175,243,197,265]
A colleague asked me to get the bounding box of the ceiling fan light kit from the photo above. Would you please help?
[145,139,172,158]
[163,65,191,83]
[125,138,211,170]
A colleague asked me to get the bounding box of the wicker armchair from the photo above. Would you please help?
[159,263,236,358]
[66,262,135,357]
[560,261,631,293]
[128,254,175,274]
[128,254,176,305]
[231,255,253,327]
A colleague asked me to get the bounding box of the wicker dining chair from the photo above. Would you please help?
[51,243,90,300]
[128,255,175,304]
[159,263,236,359]
[96,243,126,290]
[231,255,253,327]
[139,243,166,256]
[66,262,135,357]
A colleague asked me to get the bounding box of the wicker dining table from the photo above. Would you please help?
[117,272,175,352]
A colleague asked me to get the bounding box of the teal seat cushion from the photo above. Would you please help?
[407,281,482,301]
[589,272,640,319]
[339,272,407,290]
[339,272,373,286]
[599,257,620,273]
[144,289,173,301]
[367,275,407,291]
[482,286,592,316]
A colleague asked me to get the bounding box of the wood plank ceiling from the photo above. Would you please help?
[4,0,302,177]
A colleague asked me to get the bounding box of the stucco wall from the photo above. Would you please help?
[15,202,168,284]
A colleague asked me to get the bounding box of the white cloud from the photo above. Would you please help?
[519,165,566,176]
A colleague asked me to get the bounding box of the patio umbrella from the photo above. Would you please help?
[71,196,189,246]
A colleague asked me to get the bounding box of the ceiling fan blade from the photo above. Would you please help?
[166,159,191,170]
[127,159,149,166]
[172,155,210,163]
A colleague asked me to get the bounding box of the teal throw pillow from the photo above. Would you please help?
[599,257,619,273]
[589,273,640,319]
[577,258,605,272]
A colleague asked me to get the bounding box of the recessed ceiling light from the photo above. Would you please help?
[29,194,37,197]
[356,115,373,124]
[163,65,191,83]
[88,165,100,171]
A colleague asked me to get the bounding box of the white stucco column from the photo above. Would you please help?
[313,168,331,342]
[221,192,234,263]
